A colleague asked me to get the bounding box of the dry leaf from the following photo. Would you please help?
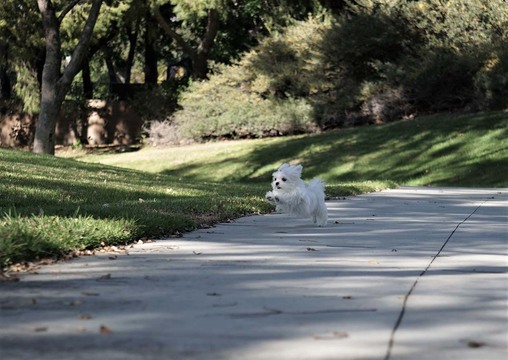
[100,325,112,334]
[306,248,318,251]
[99,274,111,280]
[34,326,48,332]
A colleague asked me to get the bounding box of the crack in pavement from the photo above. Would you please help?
[383,199,490,360]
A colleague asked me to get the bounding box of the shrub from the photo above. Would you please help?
[143,120,182,146]
[474,50,508,110]
[392,0,508,112]
[397,49,482,112]
[175,71,316,141]
[130,82,182,122]
[172,16,329,142]
[170,0,508,142]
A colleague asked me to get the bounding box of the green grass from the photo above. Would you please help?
[0,148,388,267]
[2,111,505,267]
[72,111,508,187]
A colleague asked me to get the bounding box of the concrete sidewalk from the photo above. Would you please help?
[1,187,507,360]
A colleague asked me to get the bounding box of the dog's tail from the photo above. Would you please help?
[308,178,326,197]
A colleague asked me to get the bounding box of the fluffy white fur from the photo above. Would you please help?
[265,163,328,227]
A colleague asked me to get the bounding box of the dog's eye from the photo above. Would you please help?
[282,178,287,182]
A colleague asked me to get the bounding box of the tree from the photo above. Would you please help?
[33,0,103,155]
[154,1,220,79]
[0,0,44,110]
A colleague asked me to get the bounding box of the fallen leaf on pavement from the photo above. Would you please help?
[100,325,112,334]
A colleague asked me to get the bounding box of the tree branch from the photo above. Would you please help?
[153,5,197,62]
[57,0,103,99]
[198,9,220,56]
[58,0,83,23]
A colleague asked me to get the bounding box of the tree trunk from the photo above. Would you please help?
[144,9,158,86]
[0,42,11,100]
[34,0,103,154]
[125,20,139,84]
[193,9,219,79]
[82,60,93,99]
[35,90,61,154]
[154,6,219,80]
[33,0,62,155]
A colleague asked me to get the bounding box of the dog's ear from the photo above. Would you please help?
[278,163,289,171]
[291,164,303,177]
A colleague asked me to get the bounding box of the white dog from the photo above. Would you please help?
[265,163,328,226]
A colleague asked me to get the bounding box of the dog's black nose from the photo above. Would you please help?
[275,182,279,186]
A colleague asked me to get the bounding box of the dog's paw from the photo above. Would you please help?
[265,191,275,203]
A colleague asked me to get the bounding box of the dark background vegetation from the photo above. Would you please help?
[1,0,507,148]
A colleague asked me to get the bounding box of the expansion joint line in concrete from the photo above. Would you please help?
[383,199,489,360]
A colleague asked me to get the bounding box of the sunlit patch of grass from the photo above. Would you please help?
[74,111,507,187]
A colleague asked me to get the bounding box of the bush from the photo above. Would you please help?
[143,120,182,146]
[175,73,316,141]
[129,82,182,122]
[397,49,482,112]
[169,0,508,142]
[170,17,331,141]
[392,0,508,112]
[474,50,508,110]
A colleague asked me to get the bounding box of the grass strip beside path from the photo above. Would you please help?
[0,149,390,267]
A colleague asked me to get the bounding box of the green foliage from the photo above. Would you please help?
[130,82,182,122]
[12,62,40,114]
[172,16,329,140]
[391,0,508,111]
[175,66,317,140]
[0,1,43,112]
[171,0,508,141]
[474,51,508,110]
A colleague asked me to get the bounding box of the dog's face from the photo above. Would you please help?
[271,163,303,192]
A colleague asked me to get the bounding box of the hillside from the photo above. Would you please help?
[73,112,508,187]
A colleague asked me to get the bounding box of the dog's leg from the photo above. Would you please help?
[315,202,328,227]
[265,191,276,204]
